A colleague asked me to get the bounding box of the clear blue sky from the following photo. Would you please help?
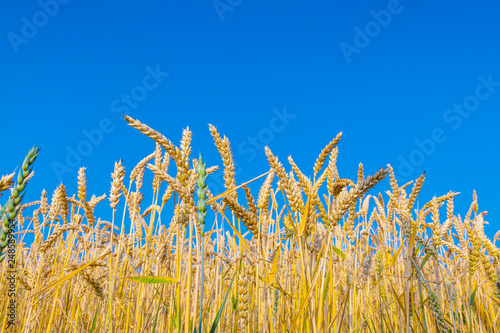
[1,1,499,238]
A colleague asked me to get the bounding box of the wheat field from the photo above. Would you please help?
[1,115,499,332]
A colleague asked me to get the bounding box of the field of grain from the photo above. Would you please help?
[1,115,499,332]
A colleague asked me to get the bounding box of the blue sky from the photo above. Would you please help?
[1,0,499,238]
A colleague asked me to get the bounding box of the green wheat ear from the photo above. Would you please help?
[196,153,208,234]
[0,146,40,261]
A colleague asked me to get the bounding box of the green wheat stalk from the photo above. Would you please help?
[197,153,208,333]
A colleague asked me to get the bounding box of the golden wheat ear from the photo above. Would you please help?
[0,172,15,198]
[208,124,237,201]
[313,131,342,179]
[122,114,182,163]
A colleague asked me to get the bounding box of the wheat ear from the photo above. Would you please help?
[123,114,182,163]
[0,172,15,198]
[313,132,342,178]
[0,146,40,261]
